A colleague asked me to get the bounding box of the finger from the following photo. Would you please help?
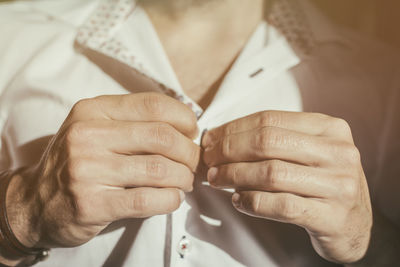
[89,155,194,192]
[202,111,352,148]
[207,160,337,198]
[232,191,327,232]
[69,93,199,139]
[66,120,201,172]
[203,126,349,167]
[103,187,184,220]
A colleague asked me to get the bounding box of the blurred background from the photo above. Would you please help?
[311,0,400,49]
[0,0,399,48]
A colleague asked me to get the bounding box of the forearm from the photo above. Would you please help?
[346,209,400,267]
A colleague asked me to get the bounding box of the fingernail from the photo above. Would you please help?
[207,167,218,183]
[232,193,241,207]
[179,190,185,202]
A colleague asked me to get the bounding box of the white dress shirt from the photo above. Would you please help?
[0,0,399,266]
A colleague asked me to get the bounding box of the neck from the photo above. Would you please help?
[138,0,266,109]
[139,0,265,34]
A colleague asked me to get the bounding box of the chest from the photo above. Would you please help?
[168,43,238,106]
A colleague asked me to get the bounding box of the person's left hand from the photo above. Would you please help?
[202,111,372,264]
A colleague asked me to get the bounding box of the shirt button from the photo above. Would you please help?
[177,236,192,258]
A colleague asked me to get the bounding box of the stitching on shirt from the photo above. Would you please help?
[74,0,314,119]
[75,0,203,118]
[268,0,316,54]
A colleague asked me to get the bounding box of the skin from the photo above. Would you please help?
[140,0,264,109]
[202,111,373,263]
[1,1,265,265]
[1,0,400,266]
[1,93,200,265]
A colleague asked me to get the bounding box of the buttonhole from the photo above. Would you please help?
[249,68,264,78]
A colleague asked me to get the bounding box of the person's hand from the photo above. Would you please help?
[12,93,200,249]
[202,111,372,264]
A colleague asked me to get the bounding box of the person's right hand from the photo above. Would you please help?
[10,93,200,249]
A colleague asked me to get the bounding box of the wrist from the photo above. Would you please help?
[6,168,41,248]
[0,167,49,266]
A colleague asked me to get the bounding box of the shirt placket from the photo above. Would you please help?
[75,1,205,267]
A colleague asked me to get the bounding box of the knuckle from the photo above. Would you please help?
[335,142,361,165]
[70,98,99,119]
[71,98,92,114]
[314,112,331,122]
[142,93,164,116]
[145,156,167,179]
[261,161,282,189]
[223,122,238,136]
[169,190,182,210]
[151,123,176,149]
[130,191,150,213]
[258,111,280,127]
[65,121,87,145]
[340,177,359,201]
[231,165,241,185]
[67,158,87,181]
[345,144,361,165]
[277,195,300,221]
[333,118,351,132]
[65,122,97,153]
[224,164,240,185]
[328,117,352,137]
[221,136,233,159]
[255,127,277,156]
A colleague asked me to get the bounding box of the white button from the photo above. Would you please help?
[177,236,192,258]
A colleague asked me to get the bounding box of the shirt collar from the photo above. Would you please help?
[267,0,346,56]
[73,0,338,117]
[74,0,344,55]
[75,0,204,117]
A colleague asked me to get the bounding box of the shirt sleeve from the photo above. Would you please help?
[0,2,73,171]
[1,95,70,170]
